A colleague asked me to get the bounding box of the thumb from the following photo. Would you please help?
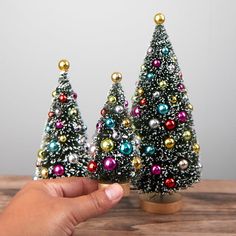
[66,183,124,224]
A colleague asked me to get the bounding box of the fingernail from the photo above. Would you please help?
[105,183,124,200]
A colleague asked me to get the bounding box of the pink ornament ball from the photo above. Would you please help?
[124,100,129,108]
[152,59,161,68]
[53,164,65,176]
[151,164,162,175]
[178,111,188,123]
[178,83,185,92]
[132,106,141,117]
[96,121,102,131]
[73,92,78,99]
[55,120,63,129]
[147,47,153,54]
[103,157,117,171]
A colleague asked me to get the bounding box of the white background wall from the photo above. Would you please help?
[0,0,235,179]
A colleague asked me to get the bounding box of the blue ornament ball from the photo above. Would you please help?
[120,141,133,155]
[157,104,169,115]
[162,47,169,56]
[48,140,60,152]
[105,118,115,129]
[145,146,155,155]
[146,73,155,80]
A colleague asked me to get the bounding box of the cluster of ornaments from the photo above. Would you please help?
[131,13,201,193]
[34,60,89,179]
[34,12,201,197]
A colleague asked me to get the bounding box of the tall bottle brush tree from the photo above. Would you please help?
[131,13,202,197]
[88,73,141,195]
[34,60,89,179]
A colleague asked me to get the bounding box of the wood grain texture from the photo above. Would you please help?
[0,176,236,235]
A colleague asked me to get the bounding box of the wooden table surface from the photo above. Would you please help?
[0,176,236,236]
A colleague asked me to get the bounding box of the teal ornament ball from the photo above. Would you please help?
[145,146,155,155]
[120,141,133,155]
[45,125,50,133]
[105,118,115,129]
[48,140,60,152]
[161,47,169,56]
[146,73,155,80]
[157,104,169,115]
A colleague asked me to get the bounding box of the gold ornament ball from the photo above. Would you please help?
[159,80,167,90]
[170,95,177,104]
[100,138,114,152]
[111,72,122,83]
[137,88,144,96]
[108,96,116,104]
[58,59,70,72]
[172,56,177,62]
[132,157,142,170]
[122,118,131,127]
[37,149,45,159]
[59,135,67,143]
[183,130,192,141]
[52,90,57,97]
[193,143,200,154]
[141,64,146,71]
[187,103,194,110]
[41,167,48,179]
[69,108,78,116]
[131,124,136,131]
[154,13,165,25]
[164,137,175,149]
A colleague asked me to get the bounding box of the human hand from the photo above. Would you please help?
[0,177,123,236]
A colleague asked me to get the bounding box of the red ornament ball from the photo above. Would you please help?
[139,98,147,106]
[48,111,54,118]
[165,119,176,130]
[164,178,176,188]
[100,108,107,116]
[59,93,67,103]
[87,161,97,173]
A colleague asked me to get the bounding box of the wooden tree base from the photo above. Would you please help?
[98,182,130,197]
[139,192,182,214]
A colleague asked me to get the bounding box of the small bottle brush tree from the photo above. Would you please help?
[131,13,201,213]
[34,60,89,179]
[88,72,140,196]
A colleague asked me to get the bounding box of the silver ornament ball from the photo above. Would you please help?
[168,64,175,73]
[178,159,189,170]
[134,135,141,146]
[68,154,79,163]
[112,130,120,140]
[90,144,96,154]
[153,91,160,98]
[149,119,160,129]
[55,108,62,116]
[114,105,124,113]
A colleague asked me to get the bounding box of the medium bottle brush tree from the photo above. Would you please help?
[34,60,89,179]
[88,72,140,196]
